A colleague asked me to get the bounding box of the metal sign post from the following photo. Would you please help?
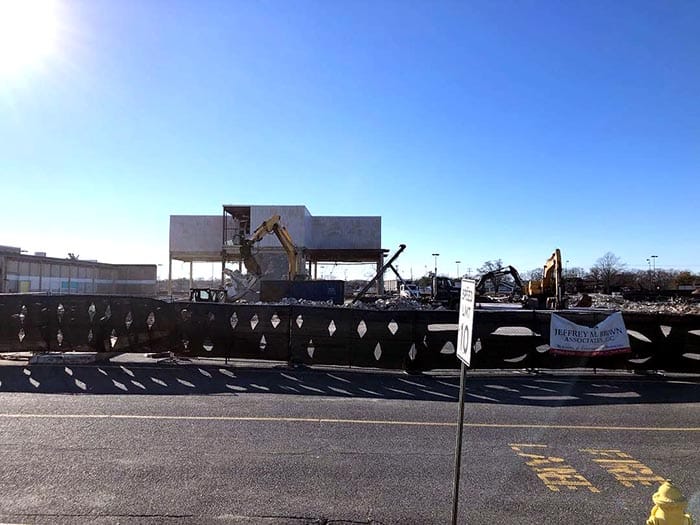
[451,279,476,525]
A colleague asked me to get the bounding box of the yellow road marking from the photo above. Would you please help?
[580,449,665,487]
[510,444,600,493]
[0,413,698,431]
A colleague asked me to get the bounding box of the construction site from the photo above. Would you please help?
[0,204,698,374]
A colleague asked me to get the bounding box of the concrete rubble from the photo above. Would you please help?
[582,293,700,315]
[233,292,700,315]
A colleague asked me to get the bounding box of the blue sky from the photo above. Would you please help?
[1,0,698,279]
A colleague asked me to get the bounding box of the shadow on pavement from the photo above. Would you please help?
[0,358,698,407]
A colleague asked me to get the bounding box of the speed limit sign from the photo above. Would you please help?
[456,279,476,366]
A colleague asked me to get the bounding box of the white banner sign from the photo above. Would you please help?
[550,312,631,356]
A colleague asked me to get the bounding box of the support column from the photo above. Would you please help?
[168,256,173,296]
[377,257,384,294]
[0,256,6,293]
[314,262,318,280]
[189,261,193,290]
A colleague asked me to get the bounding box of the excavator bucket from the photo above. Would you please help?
[240,242,262,276]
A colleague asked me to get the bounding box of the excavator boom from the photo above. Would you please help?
[240,215,300,280]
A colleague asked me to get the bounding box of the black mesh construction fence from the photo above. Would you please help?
[0,295,173,354]
[1,294,699,372]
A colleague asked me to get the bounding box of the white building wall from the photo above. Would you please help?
[309,216,381,249]
[169,215,222,255]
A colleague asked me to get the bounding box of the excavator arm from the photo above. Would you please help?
[475,265,525,296]
[240,215,299,280]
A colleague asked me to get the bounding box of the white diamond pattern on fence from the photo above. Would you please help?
[440,341,455,355]
[388,320,398,335]
[357,320,367,338]
[328,320,336,337]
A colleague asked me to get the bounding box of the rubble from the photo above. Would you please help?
[580,294,700,315]
[220,292,700,315]
[351,296,446,311]
[230,295,444,311]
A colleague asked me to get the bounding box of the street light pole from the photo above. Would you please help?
[646,258,652,289]
[432,253,440,276]
[651,255,658,288]
[455,260,461,279]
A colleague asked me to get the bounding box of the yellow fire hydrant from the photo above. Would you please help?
[646,480,694,525]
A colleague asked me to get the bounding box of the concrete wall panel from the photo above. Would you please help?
[309,216,381,249]
[169,216,222,255]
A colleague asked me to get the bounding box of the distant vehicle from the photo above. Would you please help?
[189,287,226,302]
[399,283,420,299]
[431,276,460,309]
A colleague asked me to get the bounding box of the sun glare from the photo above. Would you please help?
[0,0,60,76]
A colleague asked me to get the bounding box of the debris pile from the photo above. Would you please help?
[221,292,700,314]
[238,295,443,311]
[581,294,700,315]
[352,296,445,311]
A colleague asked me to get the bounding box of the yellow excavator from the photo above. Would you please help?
[239,214,302,280]
[190,215,304,303]
[525,248,563,309]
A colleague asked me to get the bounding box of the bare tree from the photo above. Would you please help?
[523,268,544,281]
[589,252,625,293]
[477,259,511,292]
[477,259,504,274]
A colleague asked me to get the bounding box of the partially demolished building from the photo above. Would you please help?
[168,205,384,292]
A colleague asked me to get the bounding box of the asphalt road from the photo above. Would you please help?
[0,361,698,524]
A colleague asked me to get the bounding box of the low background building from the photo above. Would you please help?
[0,245,156,296]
